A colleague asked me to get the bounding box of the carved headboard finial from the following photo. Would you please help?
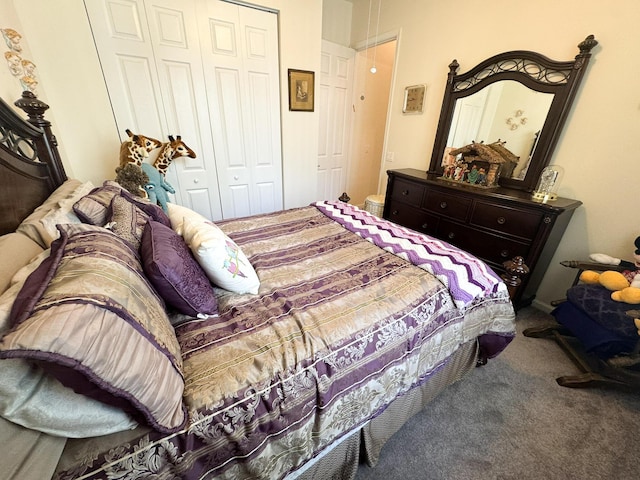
[14,90,49,121]
[13,90,66,186]
[578,34,598,55]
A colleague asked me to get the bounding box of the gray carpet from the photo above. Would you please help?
[355,307,640,480]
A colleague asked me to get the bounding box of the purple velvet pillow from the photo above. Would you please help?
[141,220,218,317]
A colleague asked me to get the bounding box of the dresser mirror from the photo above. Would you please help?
[428,35,598,192]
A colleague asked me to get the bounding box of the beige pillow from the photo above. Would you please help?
[16,179,94,248]
[0,233,43,295]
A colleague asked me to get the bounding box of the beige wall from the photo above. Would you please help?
[349,0,638,310]
[3,0,322,210]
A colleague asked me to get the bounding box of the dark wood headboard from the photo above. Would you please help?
[0,91,67,235]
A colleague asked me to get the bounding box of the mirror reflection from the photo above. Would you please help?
[445,81,554,180]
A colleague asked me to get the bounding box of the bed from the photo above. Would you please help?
[0,91,518,480]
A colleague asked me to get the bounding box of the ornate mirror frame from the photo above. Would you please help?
[428,35,598,192]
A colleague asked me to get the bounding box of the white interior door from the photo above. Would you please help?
[317,40,354,201]
[447,87,490,148]
[197,0,283,218]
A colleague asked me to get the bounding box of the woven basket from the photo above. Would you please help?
[364,194,385,217]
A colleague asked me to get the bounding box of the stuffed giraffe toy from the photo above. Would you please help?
[153,135,197,176]
[118,129,162,168]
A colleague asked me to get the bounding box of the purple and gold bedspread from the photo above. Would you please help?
[55,206,515,480]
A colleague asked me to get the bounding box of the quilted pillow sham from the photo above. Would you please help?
[74,181,171,228]
[0,255,137,437]
[141,220,218,317]
[0,223,187,434]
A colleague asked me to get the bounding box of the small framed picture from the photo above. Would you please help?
[402,84,426,114]
[288,69,315,112]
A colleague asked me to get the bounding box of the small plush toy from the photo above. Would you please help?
[580,236,640,304]
[114,162,149,198]
[141,162,175,212]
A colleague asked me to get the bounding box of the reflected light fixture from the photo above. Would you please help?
[370,0,382,74]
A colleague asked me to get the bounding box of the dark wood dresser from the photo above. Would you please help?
[383,168,582,308]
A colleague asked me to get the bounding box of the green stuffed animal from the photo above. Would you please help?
[141,162,175,212]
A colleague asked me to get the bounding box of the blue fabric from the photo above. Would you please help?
[552,284,639,359]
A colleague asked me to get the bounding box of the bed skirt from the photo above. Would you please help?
[294,339,478,479]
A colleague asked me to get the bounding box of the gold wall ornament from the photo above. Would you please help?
[1,27,38,95]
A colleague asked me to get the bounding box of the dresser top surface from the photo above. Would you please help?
[387,168,582,211]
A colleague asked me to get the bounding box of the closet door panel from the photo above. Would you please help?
[84,0,167,141]
[146,0,224,220]
[198,0,282,219]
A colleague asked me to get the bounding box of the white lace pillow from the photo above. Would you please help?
[181,215,260,295]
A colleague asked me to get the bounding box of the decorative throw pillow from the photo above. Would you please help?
[141,220,218,318]
[0,223,187,434]
[72,180,123,226]
[74,181,171,227]
[181,215,260,295]
[108,194,150,250]
[0,257,137,437]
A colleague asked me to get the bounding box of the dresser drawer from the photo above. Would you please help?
[391,178,425,205]
[386,200,439,235]
[438,220,531,267]
[422,190,471,221]
[470,201,545,240]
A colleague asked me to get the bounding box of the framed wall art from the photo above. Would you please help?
[288,69,315,112]
[402,84,426,114]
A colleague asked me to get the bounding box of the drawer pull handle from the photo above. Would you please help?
[497,216,506,225]
[544,216,552,224]
[447,232,455,240]
[500,250,509,258]
[440,201,448,209]
[392,210,399,216]
[402,189,409,196]
[421,223,429,230]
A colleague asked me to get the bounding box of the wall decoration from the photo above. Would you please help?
[288,69,315,112]
[402,84,426,114]
[2,27,38,95]
[505,109,528,130]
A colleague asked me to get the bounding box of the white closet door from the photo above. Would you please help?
[317,40,354,202]
[145,0,223,220]
[85,0,223,220]
[86,0,282,220]
[84,0,168,147]
[196,0,283,218]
